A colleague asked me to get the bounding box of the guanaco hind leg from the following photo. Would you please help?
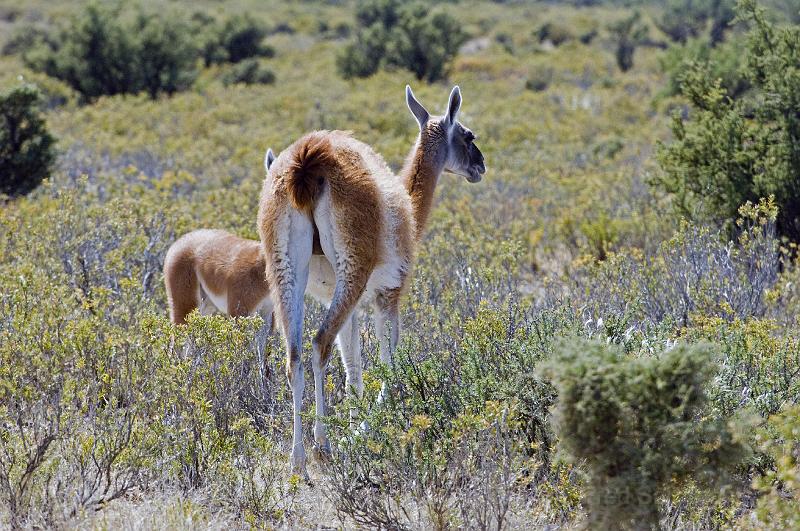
[268,209,313,475]
[336,312,362,424]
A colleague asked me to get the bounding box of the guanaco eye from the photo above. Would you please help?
[465,131,475,143]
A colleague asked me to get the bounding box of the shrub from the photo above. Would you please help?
[0,84,56,198]
[657,0,706,44]
[222,59,276,86]
[579,28,599,44]
[324,302,574,528]
[685,317,800,418]
[336,23,388,78]
[659,37,750,99]
[536,22,574,46]
[751,406,800,529]
[707,0,737,44]
[495,31,514,54]
[608,11,649,72]
[326,400,534,530]
[220,14,271,63]
[24,4,197,101]
[570,198,780,330]
[0,178,303,527]
[337,0,466,82]
[24,4,137,100]
[543,340,750,530]
[526,68,554,92]
[657,0,736,45]
[200,14,273,66]
[318,19,352,40]
[133,12,199,99]
[1,24,54,56]
[657,0,800,242]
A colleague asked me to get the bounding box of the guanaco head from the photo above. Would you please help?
[406,85,486,183]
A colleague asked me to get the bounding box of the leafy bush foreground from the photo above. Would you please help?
[545,341,749,529]
[2,176,800,529]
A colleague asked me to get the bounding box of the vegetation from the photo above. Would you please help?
[608,11,649,71]
[197,13,274,66]
[21,4,276,101]
[752,406,800,528]
[2,0,800,528]
[544,341,748,529]
[659,37,750,98]
[656,0,736,45]
[0,84,55,197]
[658,0,800,241]
[536,22,575,46]
[337,0,466,82]
[221,59,276,86]
[21,4,196,101]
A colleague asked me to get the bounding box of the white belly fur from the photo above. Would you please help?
[197,275,272,316]
[311,190,406,309]
[307,255,336,304]
[198,276,229,314]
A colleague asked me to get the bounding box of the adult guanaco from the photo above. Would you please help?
[258,85,485,474]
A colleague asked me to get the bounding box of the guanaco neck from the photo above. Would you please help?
[401,128,446,242]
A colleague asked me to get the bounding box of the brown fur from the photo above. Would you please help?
[401,123,448,242]
[285,134,337,213]
[164,247,199,325]
[314,132,385,369]
[163,229,270,324]
[259,131,386,377]
[256,178,290,374]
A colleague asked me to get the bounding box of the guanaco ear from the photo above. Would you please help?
[406,84,429,130]
[264,148,275,171]
[444,85,461,129]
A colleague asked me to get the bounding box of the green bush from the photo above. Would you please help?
[24,4,137,100]
[1,24,54,56]
[608,11,649,72]
[543,340,749,530]
[326,302,572,528]
[133,11,199,99]
[0,85,56,198]
[659,37,750,98]
[685,316,800,418]
[23,6,277,101]
[222,59,276,86]
[0,185,296,525]
[495,31,515,54]
[579,28,599,44]
[199,14,274,66]
[526,68,554,92]
[336,24,387,78]
[657,0,800,242]
[657,0,736,45]
[751,406,800,528]
[536,22,575,46]
[337,0,466,82]
[24,4,197,101]
[656,0,707,43]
